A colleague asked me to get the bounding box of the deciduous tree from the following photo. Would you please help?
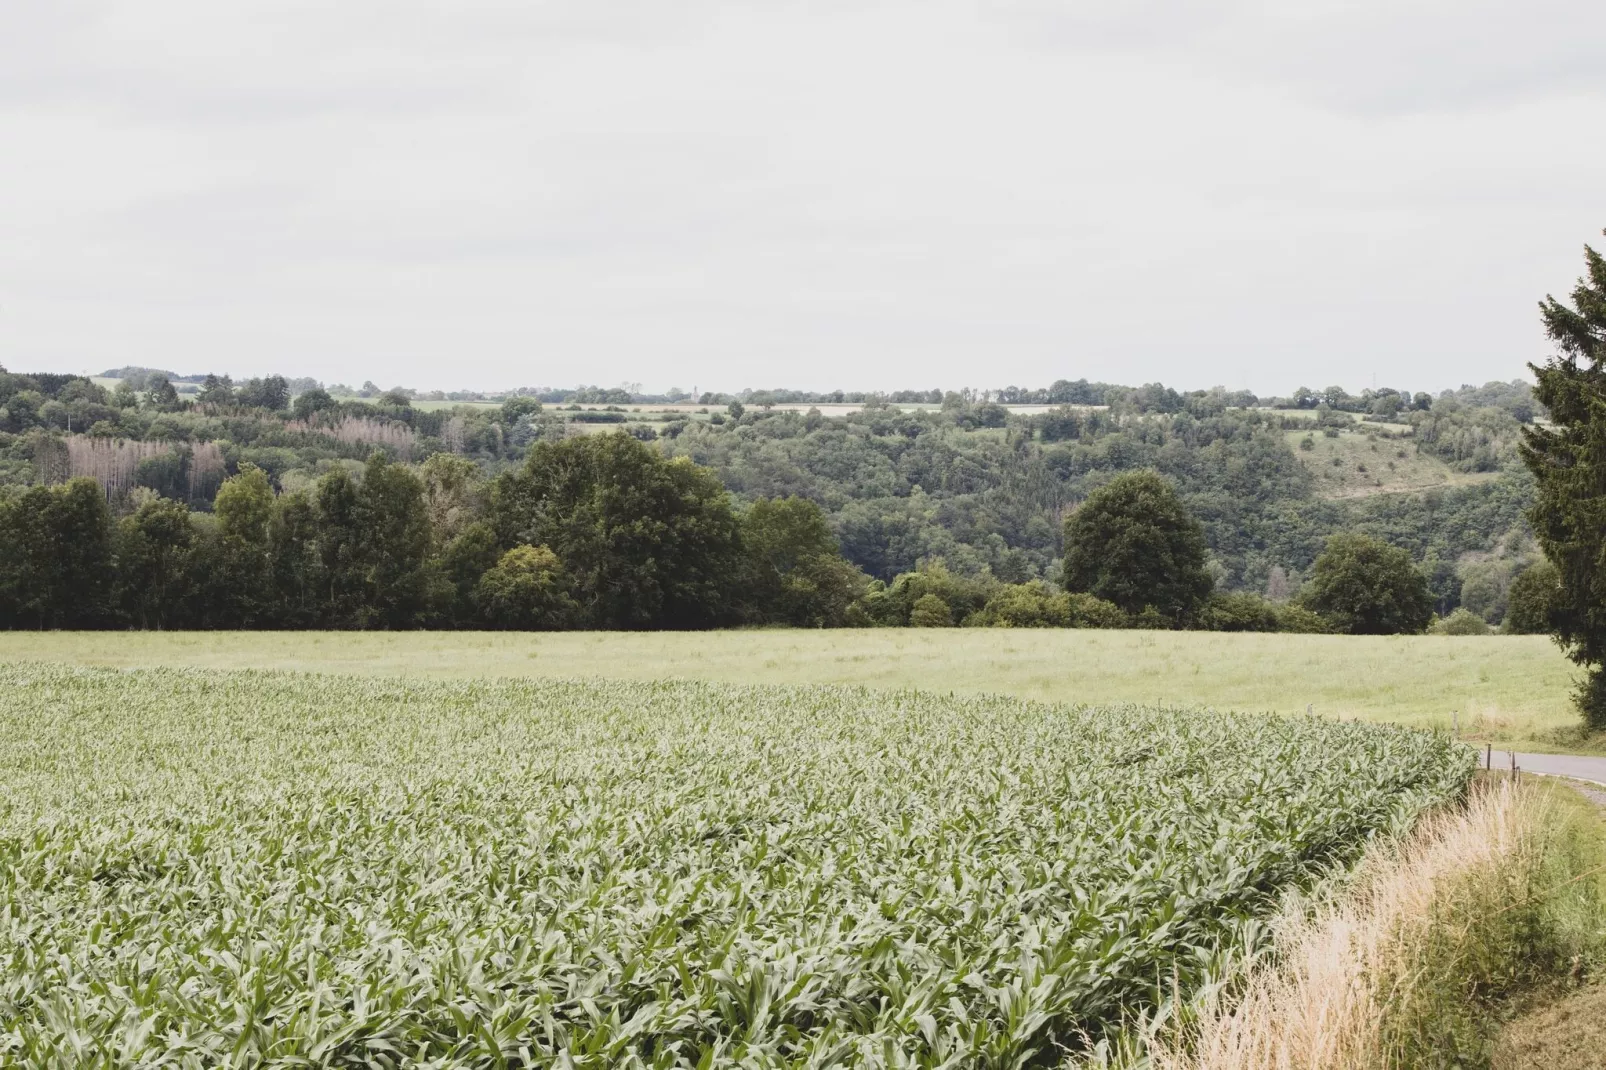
[1061,470,1213,622]
[740,496,868,627]
[0,478,114,628]
[1503,560,1561,636]
[909,593,952,627]
[1300,533,1432,635]
[491,433,741,629]
[115,496,195,629]
[475,545,579,629]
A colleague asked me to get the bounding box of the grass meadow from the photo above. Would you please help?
[0,629,1580,749]
[1284,426,1501,500]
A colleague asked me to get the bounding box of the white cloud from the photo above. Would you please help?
[1,0,1601,393]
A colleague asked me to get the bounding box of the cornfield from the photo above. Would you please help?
[0,666,1473,1068]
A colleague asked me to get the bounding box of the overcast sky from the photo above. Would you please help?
[3,1,1603,395]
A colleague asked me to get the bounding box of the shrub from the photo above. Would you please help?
[863,559,995,626]
[1197,592,1282,632]
[1504,560,1561,635]
[1196,593,1333,633]
[474,544,580,629]
[909,593,952,627]
[1064,591,1129,628]
[974,583,1062,627]
[1431,608,1493,635]
[973,583,1129,628]
[1131,606,1174,629]
[1272,603,1331,633]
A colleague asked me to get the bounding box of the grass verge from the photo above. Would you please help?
[1146,776,1606,1069]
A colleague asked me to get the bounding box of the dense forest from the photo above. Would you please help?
[0,364,1547,630]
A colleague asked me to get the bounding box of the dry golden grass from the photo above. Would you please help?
[1149,778,1600,1070]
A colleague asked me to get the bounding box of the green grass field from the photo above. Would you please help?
[0,629,1581,749]
[0,664,1472,1065]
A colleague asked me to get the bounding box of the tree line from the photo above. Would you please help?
[2,357,1544,633]
[2,428,1543,637]
[0,437,851,631]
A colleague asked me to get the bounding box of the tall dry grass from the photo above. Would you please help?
[1148,778,1604,1069]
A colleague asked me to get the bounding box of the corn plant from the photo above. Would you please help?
[0,666,1473,1068]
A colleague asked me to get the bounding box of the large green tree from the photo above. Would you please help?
[268,490,324,628]
[491,433,742,628]
[115,496,196,629]
[352,453,433,627]
[198,464,276,627]
[437,521,501,626]
[0,478,114,628]
[1521,229,1606,724]
[1300,533,1432,635]
[1061,470,1213,621]
[314,454,433,629]
[740,496,868,627]
[312,466,366,624]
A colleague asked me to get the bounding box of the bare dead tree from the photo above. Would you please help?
[65,435,168,499]
[188,441,227,502]
[285,414,417,460]
[30,432,69,485]
[442,415,467,455]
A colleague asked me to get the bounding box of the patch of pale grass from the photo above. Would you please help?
[1493,984,1606,1069]
[0,630,1578,746]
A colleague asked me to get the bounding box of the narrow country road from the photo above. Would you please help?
[1480,750,1606,787]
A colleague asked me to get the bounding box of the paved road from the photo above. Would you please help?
[1481,749,1606,786]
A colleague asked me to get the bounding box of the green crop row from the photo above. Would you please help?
[0,666,1473,1068]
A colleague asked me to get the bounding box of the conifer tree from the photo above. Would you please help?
[1521,229,1606,726]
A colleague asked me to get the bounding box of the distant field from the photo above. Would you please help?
[0,664,1472,1063]
[406,398,503,412]
[407,400,1105,418]
[0,629,1579,748]
[1288,426,1498,499]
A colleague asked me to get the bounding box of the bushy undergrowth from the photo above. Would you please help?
[1382,780,1606,1066]
[1150,778,1606,1070]
[0,666,1473,1067]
